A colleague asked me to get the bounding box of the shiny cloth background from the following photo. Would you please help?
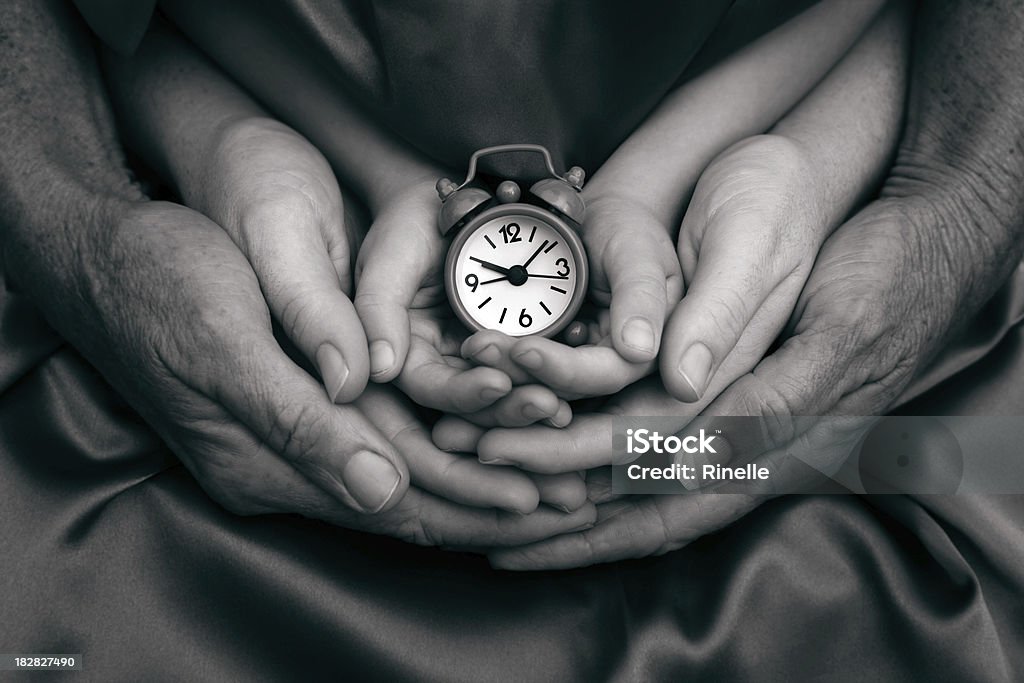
[4,0,1024,679]
[4,239,1024,682]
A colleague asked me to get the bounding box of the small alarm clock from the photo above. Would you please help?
[436,144,588,338]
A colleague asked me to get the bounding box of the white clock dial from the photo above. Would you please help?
[452,213,581,337]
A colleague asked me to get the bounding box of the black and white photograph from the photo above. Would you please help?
[2,0,1023,680]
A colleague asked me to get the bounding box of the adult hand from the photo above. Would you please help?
[6,198,409,515]
[6,198,589,526]
[193,117,370,403]
[489,184,1024,568]
[485,0,1024,567]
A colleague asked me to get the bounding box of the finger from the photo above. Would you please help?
[510,336,654,398]
[461,330,535,384]
[358,387,540,513]
[478,414,619,473]
[601,226,682,363]
[395,334,512,412]
[529,472,588,513]
[661,194,794,403]
[584,467,623,505]
[360,493,598,549]
[197,326,409,514]
[461,386,570,428]
[489,494,759,570]
[354,211,440,382]
[432,415,485,453]
[240,202,370,404]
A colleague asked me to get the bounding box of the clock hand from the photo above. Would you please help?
[524,274,569,280]
[521,240,549,269]
[469,256,511,275]
[479,275,509,285]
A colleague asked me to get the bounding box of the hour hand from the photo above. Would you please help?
[469,256,511,275]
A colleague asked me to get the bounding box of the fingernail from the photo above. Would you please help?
[480,386,508,403]
[513,348,543,370]
[563,320,588,347]
[369,340,395,377]
[473,344,502,365]
[522,402,549,420]
[316,343,350,404]
[545,402,572,428]
[479,456,511,465]
[551,503,573,514]
[622,317,655,354]
[677,342,713,402]
[344,451,402,513]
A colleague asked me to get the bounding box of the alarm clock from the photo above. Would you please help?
[436,144,588,339]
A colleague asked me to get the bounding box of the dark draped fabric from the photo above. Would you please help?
[4,1,1024,680]
[4,266,1024,680]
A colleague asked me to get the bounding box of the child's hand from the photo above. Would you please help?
[462,192,682,400]
[355,179,569,425]
[195,117,370,403]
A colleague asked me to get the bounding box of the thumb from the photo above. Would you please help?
[660,183,802,403]
[589,203,682,363]
[354,203,442,382]
[194,314,410,515]
[240,201,370,403]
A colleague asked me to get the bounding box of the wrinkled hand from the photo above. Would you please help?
[5,198,601,540]
[462,190,682,400]
[354,178,570,425]
[486,186,1023,568]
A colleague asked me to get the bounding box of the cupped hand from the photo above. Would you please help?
[354,178,567,424]
[487,180,1024,568]
[8,199,409,515]
[194,116,370,403]
[6,197,601,540]
[462,192,683,400]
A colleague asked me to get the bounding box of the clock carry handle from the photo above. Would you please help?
[436,144,586,235]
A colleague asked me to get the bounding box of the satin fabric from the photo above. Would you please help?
[3,269,1024,680]
[4,1,1024,680]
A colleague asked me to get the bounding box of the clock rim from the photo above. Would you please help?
[444,203,589,339]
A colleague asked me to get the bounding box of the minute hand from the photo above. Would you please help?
[469,257,511,275]
[522,240,549,269]
[526,273,569,280]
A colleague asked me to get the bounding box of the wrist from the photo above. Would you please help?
[4,181,141,322]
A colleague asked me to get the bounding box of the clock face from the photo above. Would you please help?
[447,207,586,337]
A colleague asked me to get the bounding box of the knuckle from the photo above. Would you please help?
[737,374,802,447]
[269,402,330,465]
[700,286,752,341]
[399,516,441,547]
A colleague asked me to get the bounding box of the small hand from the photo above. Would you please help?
[464,193,681,401]
[355,179,568,426]
[479,275,509,286]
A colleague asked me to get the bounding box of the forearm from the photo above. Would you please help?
[0,0,142,315]
[102,23,266,207]
[587,0,887,226]
[771,0,911,225]
[155,0,442,215]
[883,0,1024,317]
